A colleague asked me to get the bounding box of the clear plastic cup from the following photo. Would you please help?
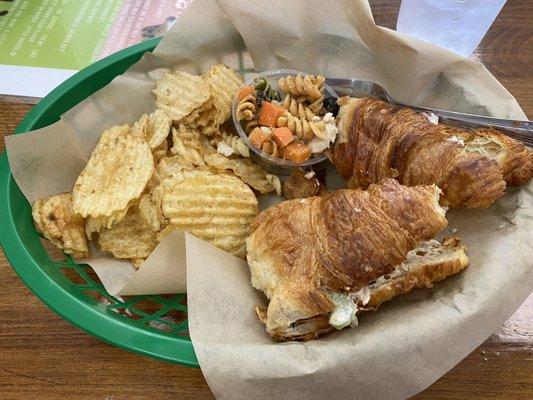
[232,69,338,175]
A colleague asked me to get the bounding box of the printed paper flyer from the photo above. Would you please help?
[0,0,191,99]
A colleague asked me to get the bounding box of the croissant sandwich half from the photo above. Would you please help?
[247,179,468,341]
[330,97,532,209]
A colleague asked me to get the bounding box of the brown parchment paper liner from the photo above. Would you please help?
[5,0,532,398]
[187,187,532,400]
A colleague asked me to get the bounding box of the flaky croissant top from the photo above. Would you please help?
[246,179,447,336]
[330,97,532,208]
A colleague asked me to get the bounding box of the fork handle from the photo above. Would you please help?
[325,77,532,146]
[409,106,531,131]
[407,106,533,147]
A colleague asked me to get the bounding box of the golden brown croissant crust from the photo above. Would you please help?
[247,179,447,338]
[257,236,468,341]
[314,179,447,290]
[330,97,532,208]
[442,126,533,186]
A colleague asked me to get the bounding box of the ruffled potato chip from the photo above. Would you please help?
[132,110,172,150]
[180,100,218,128]
[72,125,154,220]
[203,153,277,194]
[32,193,88,258]
[130,258,145,269]
[151,137,169,162]
[178,65,242,136]
[131,113,149,137]
[153,154,194,183]
[153,71,210,122]
[203,64,243,125]
[84,207,129,239]
[170,126,213,166]
[159,170,258,258]
[185,103,220,136]
[139,192,165,232]
[98,207,157,259]
[34,65,270,266]
[170,125,276,193]
[139,155,196,231]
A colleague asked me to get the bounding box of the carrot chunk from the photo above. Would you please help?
[284,142,311,163]
[259,102,285,127]
[238,85,256,101]
[249,127,270,148]
[272,127,294,147]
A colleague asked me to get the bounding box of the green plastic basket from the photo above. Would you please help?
[0,37,200,367]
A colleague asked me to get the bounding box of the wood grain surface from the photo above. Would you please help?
[0,1,531,399]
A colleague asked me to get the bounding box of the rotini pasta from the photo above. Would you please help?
[236,93,256,121]
[244,116,260,134]
[281,94,316,121]
[255,78,281,102]
[212,131,250,158]
[261,140,281,158]
[309,119,326,139]
[277,111,314,141]
[277,74,325,101]
[307,94,325,115]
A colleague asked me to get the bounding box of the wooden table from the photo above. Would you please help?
[0,1,531,399]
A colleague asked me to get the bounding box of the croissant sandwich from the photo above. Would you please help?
[330,97,532,208]
[247,179,468,341]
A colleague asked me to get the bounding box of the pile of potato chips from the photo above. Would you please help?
[32,64,281,267]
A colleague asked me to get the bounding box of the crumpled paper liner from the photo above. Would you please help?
[187,187,532,400]
[5,0,532,398]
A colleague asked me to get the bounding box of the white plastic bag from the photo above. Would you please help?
[397,0,507,57]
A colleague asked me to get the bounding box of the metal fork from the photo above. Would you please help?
[326,78,533,147]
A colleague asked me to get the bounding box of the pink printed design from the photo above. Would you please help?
[99,0,192,60]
